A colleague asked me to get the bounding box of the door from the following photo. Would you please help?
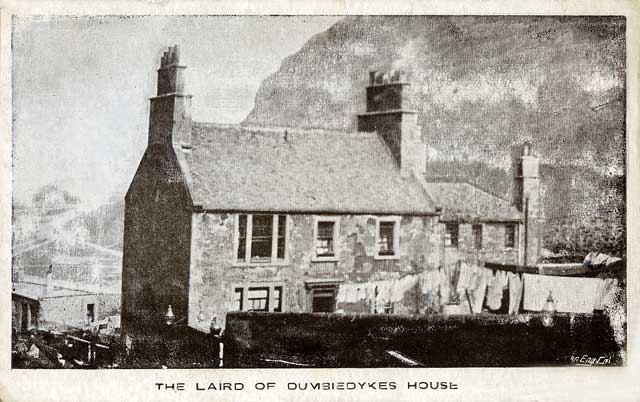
[310,286,337,313]
[20,302,28,332]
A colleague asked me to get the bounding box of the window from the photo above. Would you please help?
[444,223,459,248]
[313,217,339,260]
[235,214,288,264]
[375,217,400,259]
[505,224,517,248]
[247,287,270,311]
[472,224,483,250]
[86,303,95,324]
[233,288,243,311]
[251,215,272,260]
[273,286,283,313]
[233,283,284,312]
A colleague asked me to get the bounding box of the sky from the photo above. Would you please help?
[12,16,341,208]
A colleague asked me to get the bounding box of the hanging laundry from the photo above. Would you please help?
[420,269,442,294]
[594,278,617,310]
[391,275,419,303]
[456,262,479,293]
[522,274,604,313]
[486,270,508,310]
[336,283,359,304]
[507,272,523,314]
[471,268,490,313]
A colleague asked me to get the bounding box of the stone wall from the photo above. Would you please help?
[121,145,193,332]
[187,213,441,331]
[442,222,523,266]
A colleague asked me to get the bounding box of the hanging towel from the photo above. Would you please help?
[421,270,442,294]
[594,278,616,310]
[507,272,523,314]
[438,268,451,305]
[391,275,419,303]
[472,269,490,313]
[523,274,603,313]
[486,270,509,310]
[457,262,479,293]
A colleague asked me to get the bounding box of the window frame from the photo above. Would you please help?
[374,216,401,260]
[233,214,290,266]
[312,216,340,262]
[231,282,285,313]
[472,224,483,250]
[444,222,460,248]
[504,223,517,249]
[86,303,96,325]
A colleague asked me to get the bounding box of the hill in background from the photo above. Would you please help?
[243,16,626,258]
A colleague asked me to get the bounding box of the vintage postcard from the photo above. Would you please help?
[1,1,639,401]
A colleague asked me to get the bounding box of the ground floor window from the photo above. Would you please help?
[233,283,284,312]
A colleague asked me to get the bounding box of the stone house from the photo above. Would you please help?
[121,46,542,333]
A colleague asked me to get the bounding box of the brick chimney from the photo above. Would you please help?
[356,70,426,177]
[512,142,542,265]
[148,45,193,149]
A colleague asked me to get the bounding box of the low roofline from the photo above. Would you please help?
[192,205,440,217]
[438,216,523,224]
[423,177,515,205]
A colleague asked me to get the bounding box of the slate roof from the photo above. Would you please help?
[183,123,437,215]
[12,282,91,300]
[423,180,522,222]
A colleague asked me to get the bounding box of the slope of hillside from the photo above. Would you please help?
[243,16,626,257]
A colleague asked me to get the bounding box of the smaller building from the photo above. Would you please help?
[12,276,120,332]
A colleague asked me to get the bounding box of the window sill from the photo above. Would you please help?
[444,245,459,249]
[232,260,291,267]
[374,254,400,260]
[311,256,340,263]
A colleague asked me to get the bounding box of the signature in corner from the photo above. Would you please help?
[570,354,613,366]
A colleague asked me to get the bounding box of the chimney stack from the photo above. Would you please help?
[148,45,193,149]
[512,142,542,265]
[356,69,426,177]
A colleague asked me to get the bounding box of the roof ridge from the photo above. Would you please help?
[193,121,372,138]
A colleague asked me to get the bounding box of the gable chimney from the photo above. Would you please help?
[148,45,193,149]
[512,142,542,265]
[356,70,426,177]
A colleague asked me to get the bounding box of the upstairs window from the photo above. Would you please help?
[251,215,273,261]
[313,217,339,260]
[444,223,459,248]
[375,217,400,259]
[472,224,483,250]
[236,214,288,264]
[505,224,517,248]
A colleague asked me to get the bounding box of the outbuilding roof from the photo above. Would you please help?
[423,180,522,222]
[183,123,438,215]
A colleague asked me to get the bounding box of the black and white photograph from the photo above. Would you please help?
[2,4,638,401]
